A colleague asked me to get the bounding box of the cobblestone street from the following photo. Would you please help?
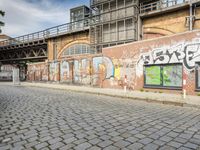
[0,84,200,150]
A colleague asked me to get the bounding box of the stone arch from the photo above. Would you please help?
[57,40,90,59]
[143,27,175,39]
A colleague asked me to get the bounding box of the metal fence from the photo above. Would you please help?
[140,0,188,14]
[0,19,90,47]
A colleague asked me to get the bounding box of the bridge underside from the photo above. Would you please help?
[0,43,48,64]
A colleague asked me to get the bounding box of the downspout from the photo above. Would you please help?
[189,0,193,31]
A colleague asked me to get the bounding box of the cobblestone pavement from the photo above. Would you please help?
[0,85,200,150]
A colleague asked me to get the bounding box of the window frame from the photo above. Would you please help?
[62,44,93,57]
[144,63,183,90]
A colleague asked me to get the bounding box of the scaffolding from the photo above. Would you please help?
[90,0,139,52]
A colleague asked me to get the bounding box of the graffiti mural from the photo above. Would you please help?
[81,59,91,84]
[60,61,70,82]
[92,56,115,85]
[138,42,200,71]
[74,60,81,83]
[27,63,48,81]
[49,62,59,81]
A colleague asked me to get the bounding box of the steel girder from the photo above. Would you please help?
[0,44,47,62]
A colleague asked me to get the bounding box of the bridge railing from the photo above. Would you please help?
[0,18,90,47]
[140,0,188,14]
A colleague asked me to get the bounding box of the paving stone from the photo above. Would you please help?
[49,141,65,150]
[88,138,102,145]
[1,85,200,150]
[143,143,159,150]
[138,137,153,145]
[63,137,77,144]
[74,142,92,150]
[160,135,173,142]
[125,136,138,143]
[127,142,144,150]
[98,140,113,148]
[58,143,75,150]
[47,137,62,145]
[167,141,183,148]
[113,140,131,148]
[39,136,52,142]
[153,140,166,146]
[178,146,194,150]
[159,145,176,150]
[184,142,199,149]
[34,142,48,150]
[103,145,120,150]
[87,146,102,150]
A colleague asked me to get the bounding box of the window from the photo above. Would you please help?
[62,44,94,57]
[144,64,182,88]
[145,66,161,86]
[163,65,182,87]
[196,63,200,90]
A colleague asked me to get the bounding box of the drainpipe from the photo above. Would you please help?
[189,0,193,31]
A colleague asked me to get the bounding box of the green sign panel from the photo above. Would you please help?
[145,66,161,85]
[163,65,182,87]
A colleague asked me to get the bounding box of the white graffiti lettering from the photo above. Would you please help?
[138,43,200,71]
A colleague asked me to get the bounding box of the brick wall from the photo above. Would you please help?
[27,30,200,95]
[102,30,200,95]
[142,7,200,40]
[47,31,90,61]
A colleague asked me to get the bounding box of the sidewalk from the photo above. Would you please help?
[2,82,200,108]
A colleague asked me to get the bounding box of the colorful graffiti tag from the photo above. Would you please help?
[60,61,70,82]
[49,62,59,81]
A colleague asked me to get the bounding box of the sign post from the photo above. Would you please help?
[183,73,186,99]
[124,75,127,93]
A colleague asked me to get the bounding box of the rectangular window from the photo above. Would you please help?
[163,65,182,87]
[144,64,182,89]
[145,66,161,86]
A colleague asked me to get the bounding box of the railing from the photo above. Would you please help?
[140,0,188,14]
[0,19,90,47]
[90,0,109,6]
[90,4,137,25]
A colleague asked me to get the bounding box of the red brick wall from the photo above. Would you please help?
[27,30,200,95]
[102,30,200,95]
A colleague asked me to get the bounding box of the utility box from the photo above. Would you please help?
[13,68,20,85]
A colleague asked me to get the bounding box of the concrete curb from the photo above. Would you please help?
[20,82,188,107]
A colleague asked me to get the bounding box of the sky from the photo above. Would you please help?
[0,0,89,37]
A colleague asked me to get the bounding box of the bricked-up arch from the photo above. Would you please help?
[143,27,175,40]
[59,43,95,58]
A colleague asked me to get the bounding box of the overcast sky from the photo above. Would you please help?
[0,0,89,37]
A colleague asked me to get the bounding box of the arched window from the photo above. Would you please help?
[62,44,94,57]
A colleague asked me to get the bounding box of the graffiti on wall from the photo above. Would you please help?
[28,63,48,81]
[138,42,200,72]
[71,57,114,85]
[60,61,70,81]
[49,62,59,81]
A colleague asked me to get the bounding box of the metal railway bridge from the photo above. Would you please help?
[0,19,89,64]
